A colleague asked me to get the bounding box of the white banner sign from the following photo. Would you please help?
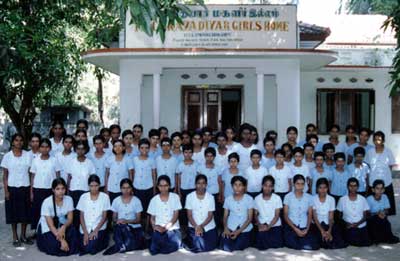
[125,5,297,49]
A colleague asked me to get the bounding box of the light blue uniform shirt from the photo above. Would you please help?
[346,143,374,159]
[148,147,162,160]
[111,195,143,228]
[310,167,332,195]
[197,164,222,195]
[224,194,254,232]
[284,192,312,228]
[133,157,156,190]
[171,151,184,164]
[367,194,390,214]
[105,155,134,193]
[176,161,198,190]
[87,151,107,187]
[330,169,351,197]
[347,162,370,192]
[221,168,243,198]
[261,155,276,170]
[156,155,178,189]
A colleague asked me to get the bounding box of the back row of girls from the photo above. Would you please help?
[1,120,397,253]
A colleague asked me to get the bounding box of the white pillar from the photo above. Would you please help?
[119,60,142,130]
[276,60,301,145]
[153,73,161,128]
[256,72,265,137]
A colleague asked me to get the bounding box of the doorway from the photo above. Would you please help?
[182,85,242,132]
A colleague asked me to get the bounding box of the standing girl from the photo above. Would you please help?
[1,134,32,246]
[27,132,41,160]
[87,135,107,190]
[270,149,293,200]
[77,175,110,255]
[37,178,79,256]
[31,138,61,231]
[220,152,242,200]
[225,127,238,151]
[156,138,178,192]
[55,135,76,183]
[148,175,182,255]
[49,121,66,157]
[171,132,184,163]
[220,176,254,252]
[104,139,134,203]
[261,137,276,170]
[310,152,332,195]
[283,174,319,250]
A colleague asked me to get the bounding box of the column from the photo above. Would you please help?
[256,72,265,137]
[153,73,161,128]
[276,60,301,145]
[119,60,142,130]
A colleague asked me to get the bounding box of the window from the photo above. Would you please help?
[317,89,375,134]
[393,93,400,133]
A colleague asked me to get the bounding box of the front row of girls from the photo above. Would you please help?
[33,173,398,257]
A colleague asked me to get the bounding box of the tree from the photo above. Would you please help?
[341,0,400,96]
[0,0,201,146]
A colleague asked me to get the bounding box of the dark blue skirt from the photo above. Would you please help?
[283,224,319,250]
[37,225,79,256]
[113,224,145,251]
[219,231,251,252]
[367,215,398,244]
[255,226,284,250]
[5,186,31,224]
[343,226,371,247]
[247,191,261,199]
[108,192,122,204]
[185,227,218,253]
[135,188,153,212]
[31,188,52,230]
[312,223,347,249]
[150,229,182,255]
[79,229,109,255]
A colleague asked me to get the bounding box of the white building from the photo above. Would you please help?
[83,3,400,169]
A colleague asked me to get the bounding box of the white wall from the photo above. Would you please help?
[301,68,400,169]
[140,68,277,134]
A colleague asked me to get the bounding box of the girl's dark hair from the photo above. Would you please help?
[262,175,275,186]
[157,175,171,186]
[88,174,101,185]
[132,124,143,131]
[231,175,247,186]
[359,127,372,137]
[92,134,105,144]
[292,147,304,155]
[329,124,340,132]
[30,132,42,141]
[74,140,90,154]
[286,126,298,135]
[353,146,366,157]
[204,147,216,157]
[216,132,227,140]
[322,143,335,153]
[148,129,160,138]
[100,127,110,136]
[263,137,276,146]
[138,138,150,147]
[63,134,75,145]
[52,177,67,190]
[237,123,252,142]
[195,174,208,184]
[334,152,346,161]
[171,132,182,140]
[112,139,126,155]
[265,130,278,139]
[250,149,262,157]
[316,177,329,191]
[281,142,293,152]
[250,125,259,144]
[274,149,285,157]
[347,177,359,187]
[122,129,134,139]
[49,121,66,139]
[303,142,314,150]
[76,119,89,129]
[120,178,133,189]
[109,124,122,134]
[158,126,169,134]
[75,128,87,137]
[373,130,385,142]
[293,174,305,184]
[182,144,193,152]
[313,151,325,160]
[228,152,240,162]
[372,179,385,188]
[306,134,319,143]
[11,133,24,144]
[40,138,52,149]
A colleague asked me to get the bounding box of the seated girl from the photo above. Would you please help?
[37,178,79,256]
[77,175,111,255]
[366,179,399,244]
[254,175,284,250]
[337,178,371,247]
[148,175,182,255]
[283,174,319,250]
[220,176,254,252]
[103,178,145,255]
[185,174,218,253]
[312,178,347,249]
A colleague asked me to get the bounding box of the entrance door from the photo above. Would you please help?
[183,86,242,132]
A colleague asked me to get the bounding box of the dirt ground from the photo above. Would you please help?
[0,174,399,261]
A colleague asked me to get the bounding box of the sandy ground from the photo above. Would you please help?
[0,174,399,261]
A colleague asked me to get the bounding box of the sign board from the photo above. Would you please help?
[125,5,297,49]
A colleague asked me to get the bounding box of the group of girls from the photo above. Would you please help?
[1,120,398,256]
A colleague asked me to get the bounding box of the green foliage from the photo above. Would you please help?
[346,0,398,15]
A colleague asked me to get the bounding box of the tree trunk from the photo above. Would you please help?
[95,67,104,126]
